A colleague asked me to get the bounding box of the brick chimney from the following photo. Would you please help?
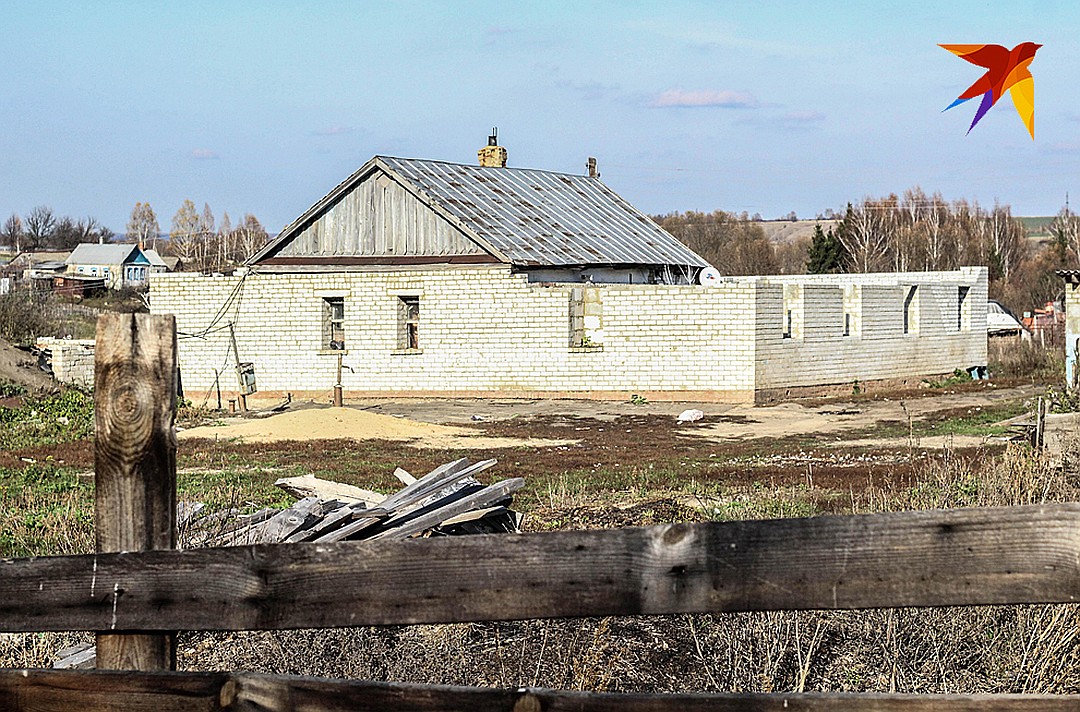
[586,156,599,178]
[478,128,507,168]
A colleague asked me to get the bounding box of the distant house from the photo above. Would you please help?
[143,249,172,275]
[65,243,153,289]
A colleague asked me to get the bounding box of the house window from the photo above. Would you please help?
[783,309,793,339]
[323,297,345,350]
[957,286,970,331]
[843,312,851,337]
[903,286,918,334]
[398,296,419,350]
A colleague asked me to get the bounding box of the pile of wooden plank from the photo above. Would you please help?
[180,458,523,547]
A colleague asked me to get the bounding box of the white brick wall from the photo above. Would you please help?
[149,265,987,402]
[36,338,96,389]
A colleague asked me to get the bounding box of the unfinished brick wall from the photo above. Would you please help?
[36,338,96,389]
[751,268,988,395]
[149,266,986,403]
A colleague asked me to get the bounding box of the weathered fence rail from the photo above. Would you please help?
[0,313,1077,710]
[2,670,1075,712]
[2,503,1079,632]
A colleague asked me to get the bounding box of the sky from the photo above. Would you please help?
[2,1,1078,236]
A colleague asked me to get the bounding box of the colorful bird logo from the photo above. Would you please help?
[940,42,1041,139]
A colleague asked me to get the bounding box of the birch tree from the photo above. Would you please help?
[126,202,161,250]
[169,200,201,265]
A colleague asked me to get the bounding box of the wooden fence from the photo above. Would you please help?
[1,313,1078,711]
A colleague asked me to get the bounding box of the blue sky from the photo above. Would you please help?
[1,1,1077,235]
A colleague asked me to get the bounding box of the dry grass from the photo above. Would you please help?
[171,441,1080,695]
[3,435,1080,694]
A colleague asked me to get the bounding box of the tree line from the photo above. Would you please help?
[1,201,270,274]
[0,207,114,252]
[126,200,269,273]
[657,186,1076,317]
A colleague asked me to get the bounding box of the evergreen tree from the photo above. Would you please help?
[805,223,850,273]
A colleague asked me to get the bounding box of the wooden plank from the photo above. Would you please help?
[312,508,384,543]
[92,313,178,670]
[274,474,385,506]
[254,497,322,543]
[3,504,1080,632]
[52,642,96,670]
[0,669,1075,712]
[375,457,473,511]
[376,458,496,516]
[439,505,508,526]
[283,502,357,543]
[369,478,524,540]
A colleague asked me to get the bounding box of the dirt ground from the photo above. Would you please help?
[178,406,575,449]
[0,337,56,393]
[184,381,1042,449]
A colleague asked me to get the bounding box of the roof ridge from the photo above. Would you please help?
[378,155,595,181]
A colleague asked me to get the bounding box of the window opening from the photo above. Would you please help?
[324,297,345,350]
[399,296,419,350]
[903,286,917,334]
[957,286,969,331]
[843,312,851,337]
[783,309,793,339]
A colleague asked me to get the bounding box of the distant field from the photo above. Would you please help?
[757,219,837,244]
[1018,215,1053,239]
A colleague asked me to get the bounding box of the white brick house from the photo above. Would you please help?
[150,153,988,404]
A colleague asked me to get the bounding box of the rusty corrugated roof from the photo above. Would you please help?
[251,156,709,269]
[380,157,709,268]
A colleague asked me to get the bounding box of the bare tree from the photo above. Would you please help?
[1,214,23,252]
[655,210,776,275]
[235,213,269,262]
[1049,204,1080,262]
[199,203,216,271]
[127,202,161,250]
[51,216,82,250]
[986,203,1026,283]
[169,199,202,266]
[922,192,950,270]
[838,201,891,272]
[24,206,56,251]
[217,211,233,269]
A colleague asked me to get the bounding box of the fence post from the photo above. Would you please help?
[94,313,178,670]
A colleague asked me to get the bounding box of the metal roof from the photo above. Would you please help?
[380,157,709,268]
[253,156,709,269]
[143,249,169,268]
[66,243,140,265]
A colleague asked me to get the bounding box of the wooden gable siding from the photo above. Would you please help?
[279,170,488,258]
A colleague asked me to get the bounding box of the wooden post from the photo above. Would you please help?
[94,313,178,671]
[228,322,247,413]
[333,353,344,407]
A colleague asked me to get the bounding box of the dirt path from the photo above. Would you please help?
[178,383,1043,451]
[345,383,1042,447]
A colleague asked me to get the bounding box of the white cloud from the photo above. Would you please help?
[651,89,758,108]
[191,148,219,160]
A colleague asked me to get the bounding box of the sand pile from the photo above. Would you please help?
[178,407,574,449]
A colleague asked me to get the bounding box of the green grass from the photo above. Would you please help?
[0,389,95,451]
[842,399,1029,441]
[0,465,93,557]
